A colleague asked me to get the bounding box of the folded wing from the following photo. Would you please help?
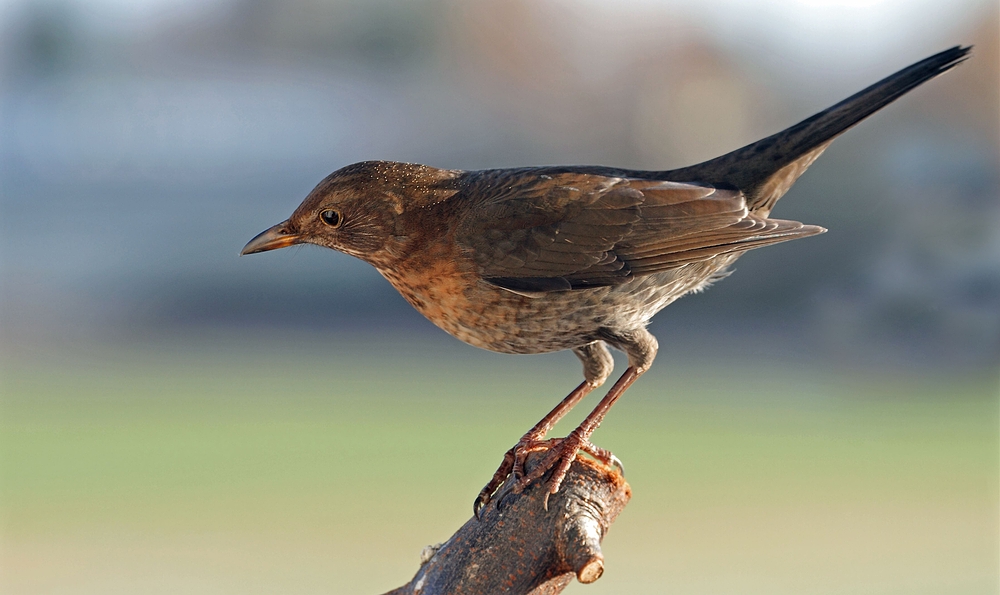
[455,171,824,294]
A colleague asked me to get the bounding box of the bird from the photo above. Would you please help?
[242,47,970,517]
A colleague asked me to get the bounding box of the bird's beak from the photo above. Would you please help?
[241,221,303,255]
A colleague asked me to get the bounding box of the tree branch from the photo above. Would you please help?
[382,450,631,595]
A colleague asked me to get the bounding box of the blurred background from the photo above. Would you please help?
[1,0,997,593]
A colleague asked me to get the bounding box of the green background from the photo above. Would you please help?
[3,335,996,594]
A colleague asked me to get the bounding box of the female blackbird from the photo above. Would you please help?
[242,47,969,517]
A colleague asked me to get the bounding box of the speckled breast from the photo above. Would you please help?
[378,255,738,355]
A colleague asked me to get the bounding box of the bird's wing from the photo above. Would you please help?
[455,171,824,294]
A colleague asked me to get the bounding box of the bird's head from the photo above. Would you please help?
[241,161,459,263]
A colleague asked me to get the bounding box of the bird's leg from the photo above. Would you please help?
[522,329,657,510]
[474,342,613,519]
[473,380,593,517]
[509,380,594,478]
[524,366,642,509]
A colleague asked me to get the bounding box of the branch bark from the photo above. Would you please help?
[382,449,631,595]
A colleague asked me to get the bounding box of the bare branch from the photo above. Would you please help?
[383,450,631,595]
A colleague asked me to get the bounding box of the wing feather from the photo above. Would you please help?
[454,170,824,293]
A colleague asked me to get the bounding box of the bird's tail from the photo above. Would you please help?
[663,46,971,214]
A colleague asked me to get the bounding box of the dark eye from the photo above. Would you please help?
[320,209,342,227]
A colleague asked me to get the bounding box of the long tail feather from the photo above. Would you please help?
[663,46,971,213]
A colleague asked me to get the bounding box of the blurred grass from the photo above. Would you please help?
[1,335,997,594]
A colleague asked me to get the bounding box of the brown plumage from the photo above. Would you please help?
[242,47,970,517]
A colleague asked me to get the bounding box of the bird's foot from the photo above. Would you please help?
[474,434,623,519]
[516,431,625,511]
[474,436,555,519]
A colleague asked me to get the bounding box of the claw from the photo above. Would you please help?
[608,452,625,476]
[474,438,558,519]
[474,447,516,519]
[541,434,581,500]
[473,493,487,520]
[476,434,623,518]
[578,442,625,476]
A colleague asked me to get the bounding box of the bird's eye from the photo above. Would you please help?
[320,209,343,227]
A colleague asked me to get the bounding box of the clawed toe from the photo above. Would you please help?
[473,447,516,519]
[474,437,558,519]
[475,433,624,518]
[578,442,624,476]
[607,452,624,476]
[510,438,558,481]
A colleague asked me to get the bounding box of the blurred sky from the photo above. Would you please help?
[0,0,987,53]
[0,0,998,369]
